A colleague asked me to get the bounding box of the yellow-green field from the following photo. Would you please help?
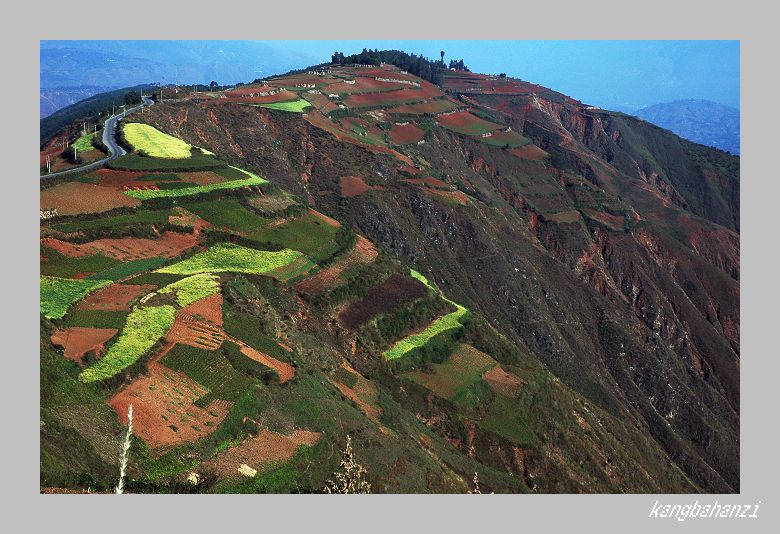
[123,123,194,158]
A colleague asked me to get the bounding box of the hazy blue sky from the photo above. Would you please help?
[42,40,739,112]
[259,40,740,111]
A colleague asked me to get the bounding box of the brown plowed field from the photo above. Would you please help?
[109,343,231,451]
[181,292,224,325]
[40,182,141,215]
[41,231,198,262]
[338,274,427,330]
[295,235,378,294]
[389,122,425,144]
[331,363,382,421]
[76,283,156,311]
[50,327,118,364]
[227,335,295,384]
[483,366,526,398]
[344,81,442,108]
[203,428,320,478]
[339,175,384,197]
[509,144,549,161]
[167,312,225,351]
[403,177,449,189]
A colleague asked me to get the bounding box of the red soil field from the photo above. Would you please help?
[344,81,442,108]
[398,164,423,175]
[40,182,141,215]
[425,188,469,206]
[166,317,224,350]
[295,235,378,294]
[483,366,526,398]
[182,292,224,326]
[509,144,549,161]
[92,168,229,189]
[339,175,384,198]
[203,428,320,478]
[226,334,295,384]
[41,231,198,262]
[302,92,338,114]
[389,122,425,144]
[331,363,382,421]
[50,327,118,364]
[77,283,156,311]
[109,343,231,451]
[338,273,427,330]
[436,110,503,136]
[225,85,276,96]
[223,90,298,105]
[323,77,410,95]
[388,98,462,115]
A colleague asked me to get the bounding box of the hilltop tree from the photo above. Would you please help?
[323,435,371,494]
[124,91,142,105]
[440,50,445,64]
[210,81,218,90]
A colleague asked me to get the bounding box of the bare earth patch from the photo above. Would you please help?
[295,235,378,294]
[50,327,118,364]
[203,428,320,478]
[41,231,199,262]
[108,343,231,452]
[483,366,526,398]
[77,283,156,311]
[41,182,141,215]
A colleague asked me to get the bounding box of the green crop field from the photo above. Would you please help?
[157,243,306,277]
[73,132,96,152]
[403,344,497,400]
[40,248,119,279]
[161,343,256,407]
[123,123,193,158]
[107,152,226,172]
[158,273,220,307]
[79,305,175,383]
[259,99,311,113]
[49,209,172,233]
[246,211,340,262]
[182,199,271,232]
[384,269,469,360]
[40,276,111,319]
[124,168,266,200]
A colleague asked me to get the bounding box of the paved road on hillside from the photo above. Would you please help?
[40,96,154,179]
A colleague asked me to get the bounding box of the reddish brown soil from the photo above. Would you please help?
[509,144,549,161]
[41,231,198,262]
[166,312,225,351]
[77,283,156,311]
[332,363,382,421]
[50,327,118,364]
[398,164,423,175]
[436,110,501,134]
[339,175,384,197]
[203,428,320,478]
[227,335,295,384]
[40,182,141,215]
[182,292,224,326]
[584,210,625,230]
[338,274,427,330]
[483,366,527,398]
[389,122,425,144]
[344,81,442,108]
[295,236,378,294]
[109,343,230,452]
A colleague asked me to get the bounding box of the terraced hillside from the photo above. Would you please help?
[40,60,738,494]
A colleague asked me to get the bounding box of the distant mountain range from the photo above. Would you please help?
[633,99,739,155]
[40,86,119,118]
[40,41,320,115]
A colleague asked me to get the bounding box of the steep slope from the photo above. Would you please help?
[40,63,739,493]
